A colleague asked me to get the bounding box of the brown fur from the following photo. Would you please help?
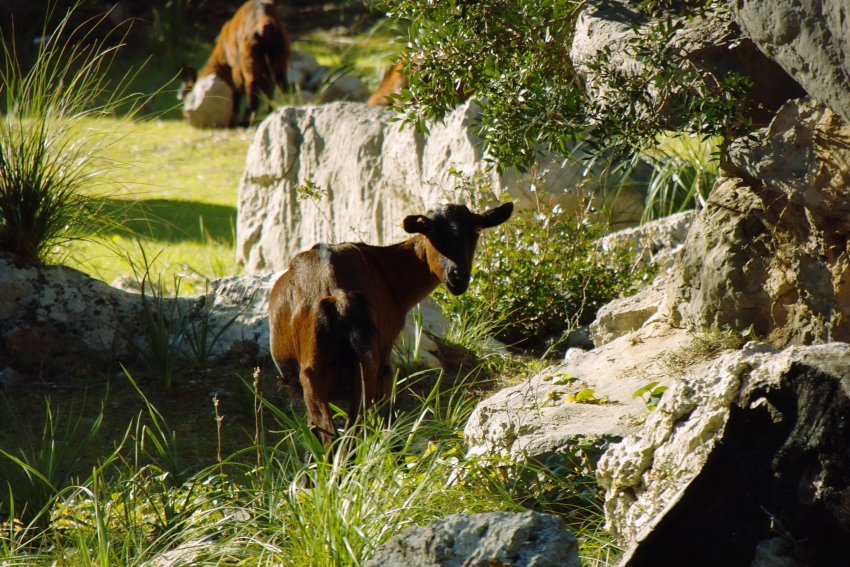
[269,203,514,447]
[181,0,290,125]
[366,55,472,107]
[367,61,408,106]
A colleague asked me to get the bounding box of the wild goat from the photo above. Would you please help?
[269,202,514,447]
[366,61,407,106]
[179,0,290,125]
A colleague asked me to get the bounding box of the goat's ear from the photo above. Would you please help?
[181,65,197,82]
[403,214,432,235]
[478,202,514,228]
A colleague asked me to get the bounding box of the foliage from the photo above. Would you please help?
[369,0,751,170]
[437,189,655,349]
[632,381,668,411]
[0,368,618,566]
[0,6,138,265]
[0,396,108,525]
[642,135,719,222]
[130,246,187,390]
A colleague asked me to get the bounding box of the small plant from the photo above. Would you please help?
[642,136,719,222]
[566,388,608,405]
[662,326,749,374]
[436,184,654,350]
[128,244,187,389]
[0,396,105,525]
[125,369,188,484]
[632,381,668,411]
[183,289,243,369]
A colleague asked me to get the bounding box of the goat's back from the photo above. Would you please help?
[203,0,290,93]
[269,243,381,388]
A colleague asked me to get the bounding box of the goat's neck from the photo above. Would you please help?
[376,236,441,313]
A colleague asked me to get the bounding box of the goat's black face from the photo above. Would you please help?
[177,65,198,102]
[403,202,514,295]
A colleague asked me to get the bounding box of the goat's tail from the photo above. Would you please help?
[316,290,377,370]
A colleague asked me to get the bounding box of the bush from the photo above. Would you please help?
[437,194,655,350]
[370,0,750,170]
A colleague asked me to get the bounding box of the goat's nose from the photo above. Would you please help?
[447,266,469,287]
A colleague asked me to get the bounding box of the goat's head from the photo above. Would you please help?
[177,65,198,102]
[403,202,513,295]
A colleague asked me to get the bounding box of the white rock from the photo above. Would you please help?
[181,74,233,129]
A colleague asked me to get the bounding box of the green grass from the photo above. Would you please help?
[63,118,251,293]
[0,368,619,566]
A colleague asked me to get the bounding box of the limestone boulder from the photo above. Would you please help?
[589,210,694,346]
[365,511,579,567]
[660,99,850,346]
[236,100,648,273]
[0,254,143,375]
[0,255,449,379]
[598,342,850,566]
[598,209,695,273]
[734,0,850,123]
[181,74,233,129]
[464,322,693,462]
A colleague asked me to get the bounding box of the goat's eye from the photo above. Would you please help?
[474,227,482,235]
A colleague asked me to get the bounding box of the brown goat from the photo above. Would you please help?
[269,202,514,447]
[179,0,290,125]
[366,61,407,106]
[366,55,473,106]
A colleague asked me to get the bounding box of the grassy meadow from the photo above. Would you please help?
[62,118,252,294]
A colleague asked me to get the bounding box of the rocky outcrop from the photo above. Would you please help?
[660,99,850,346]
[734,0,850,123]
[598,342,850,566]
[0,256,446,378]
[464,322,693,463]
[365,511,580,567]
[236,100,648,273]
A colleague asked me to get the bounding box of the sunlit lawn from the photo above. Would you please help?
[64,118,253,293]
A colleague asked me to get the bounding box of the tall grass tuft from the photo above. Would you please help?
[0,4,139,265]
[642,136,719,223]
[0,396,105,526]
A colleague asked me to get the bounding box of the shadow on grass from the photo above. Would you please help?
[97,198,237,244]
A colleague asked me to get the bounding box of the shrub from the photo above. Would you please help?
[370,0,750,170]
[436,194,655,350]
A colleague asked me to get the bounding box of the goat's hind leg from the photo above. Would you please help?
[300,368,336,448]
[344,352,381,436]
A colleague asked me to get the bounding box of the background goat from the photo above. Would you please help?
[269,202,514,447]
[179,0,290,125]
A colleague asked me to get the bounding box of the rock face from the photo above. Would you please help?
[365,511,580,567]
[660,99,850,346]
[734,0,850,123]
[236,100,647,273]
[570,0,805,125]
[464,323,693,463]
[598,342,850,566]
